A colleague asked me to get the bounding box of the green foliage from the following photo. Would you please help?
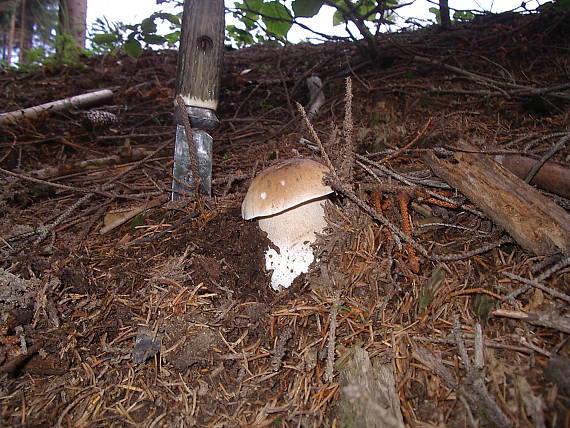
[88,12,181,58]
[292,0,323,17]
[124,38,143,58]
[428,5,475,25]
[260,1,293,39]
[15,33,89,70]
[418,266,446,313]
[539,0,570,10]
[89,17,125,55]
[226,25,255,47]
[331,0,398,26]
[471,294,496,322]
[51,33,90,65]
[453,10,475,22]
[228,0,273,46]
[228,0,401,52]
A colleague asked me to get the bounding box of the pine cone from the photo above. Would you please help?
[80,110,118,130]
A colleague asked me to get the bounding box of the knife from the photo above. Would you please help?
[172,0,225,200]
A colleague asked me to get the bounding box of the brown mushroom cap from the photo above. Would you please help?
[241,158,333,220]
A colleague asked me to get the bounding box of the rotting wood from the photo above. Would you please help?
[493,153,570,199]
[0,89,113,125]
[339,346,404,428]
[423,140,570,256]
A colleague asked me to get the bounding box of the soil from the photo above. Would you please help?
[1,9,570,427]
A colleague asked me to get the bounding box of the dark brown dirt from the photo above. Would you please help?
[1,9,570,427]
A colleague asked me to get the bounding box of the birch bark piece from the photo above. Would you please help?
[0,89,113,125]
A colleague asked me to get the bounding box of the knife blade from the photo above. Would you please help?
[172,0,224,200]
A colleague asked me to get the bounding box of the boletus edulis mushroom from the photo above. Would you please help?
[242,158,333,290]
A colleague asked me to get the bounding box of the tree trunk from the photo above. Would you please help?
[6,3,17,64]
[439,0,451,29]
[4,3,16,65]
[59,0,87,48]
[18,0,26,63]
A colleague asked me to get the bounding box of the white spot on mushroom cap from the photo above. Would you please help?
[280,180,286,186]
[260,192,267,200]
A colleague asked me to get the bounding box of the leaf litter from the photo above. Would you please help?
[0,10,569,427]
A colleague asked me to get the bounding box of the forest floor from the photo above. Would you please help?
[1,9,569,427]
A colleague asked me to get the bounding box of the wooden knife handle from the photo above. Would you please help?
[176,0,225,110]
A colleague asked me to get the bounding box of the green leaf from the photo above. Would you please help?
[143,34,167,45]
[164,31,180,44]
[140,18,157,34]
[153,12,181,26]
[332,9,345,26]
[243,0,263,11]
[357,0,377,20]
[428,7,441,24]
[472,294,496,322]
[130,215,146,229]
[418,266,446,312]
[292,0,323,18]
[124,38,143,57]
[260,1,293,38]
[91,33,119,44]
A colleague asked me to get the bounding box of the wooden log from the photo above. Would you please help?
[339,346,404,428]
[0,89,113,125]
[493,154,570,199]
[423,141,570,256]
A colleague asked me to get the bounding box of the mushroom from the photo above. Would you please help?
[242,158,333,291]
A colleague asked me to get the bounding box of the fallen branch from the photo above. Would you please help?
[493,151,570,199]
[0,89,114,125]
[503,268,570,303]
[424,140,570,255]
[492,308,570,334]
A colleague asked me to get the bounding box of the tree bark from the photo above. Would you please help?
[176,0,225,109]
[439,0,451,29]
[59,0,87,48]
[18,0,26,63]
[6,3,17,64]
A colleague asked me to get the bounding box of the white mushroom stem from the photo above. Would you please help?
[258,198,327,290]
